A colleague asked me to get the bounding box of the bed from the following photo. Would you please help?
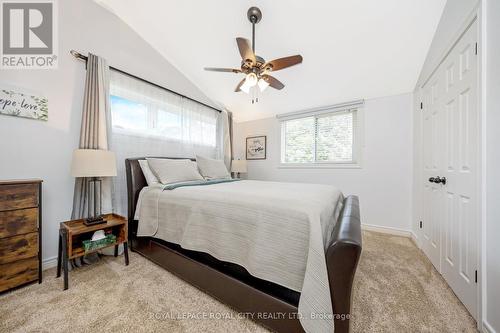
[125,157,362,333]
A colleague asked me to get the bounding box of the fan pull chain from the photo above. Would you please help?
[251,85,259,104]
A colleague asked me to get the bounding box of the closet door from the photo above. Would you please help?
[440,20,478,318]
[422,73,444,271]
[421,19,478,319]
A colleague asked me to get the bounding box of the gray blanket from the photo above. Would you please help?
[136,180,343,333]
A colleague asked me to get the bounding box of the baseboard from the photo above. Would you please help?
[410,231,419,247]
[361,224,412,237]
[483,321,497,333]
[42,256,58,271]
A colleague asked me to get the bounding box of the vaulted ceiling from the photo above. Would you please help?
[95,0,446,122]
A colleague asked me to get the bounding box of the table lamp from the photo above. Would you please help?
[71,149,117,225]
[231,159,247,179]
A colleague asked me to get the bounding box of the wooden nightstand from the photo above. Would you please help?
[56,214,129,290]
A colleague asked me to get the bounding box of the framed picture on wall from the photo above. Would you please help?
[246,136,267,160]
[0,88,48,121]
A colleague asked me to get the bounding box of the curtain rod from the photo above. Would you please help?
[70,50,222,113]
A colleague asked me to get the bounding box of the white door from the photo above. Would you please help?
[440,20,478,318]
[422,76,443,270]
[421,20,478,319]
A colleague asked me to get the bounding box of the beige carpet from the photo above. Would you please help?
[0,231,477,333]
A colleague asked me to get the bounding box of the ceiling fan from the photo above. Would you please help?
[204,7,303,103]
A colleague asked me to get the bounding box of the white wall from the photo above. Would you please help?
[484,0,500,331]
[233,93,413,232]
[0,0,216,265]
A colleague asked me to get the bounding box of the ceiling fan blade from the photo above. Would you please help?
[264,55,303,72]
[235,78,246,92]
[204,67,241,73]
[262,75,285,90]
[236,37,256,64]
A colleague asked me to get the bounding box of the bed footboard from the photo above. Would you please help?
[326,195,362,332]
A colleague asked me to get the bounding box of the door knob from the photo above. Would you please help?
[434,176,447,185]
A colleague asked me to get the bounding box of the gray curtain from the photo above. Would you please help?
[218,109,232,169]
[228,111,233,163]
[71,53,111,219]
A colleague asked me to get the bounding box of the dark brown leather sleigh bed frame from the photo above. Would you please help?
[125,157,362,333]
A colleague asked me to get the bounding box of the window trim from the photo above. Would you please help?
[278,102,364,169]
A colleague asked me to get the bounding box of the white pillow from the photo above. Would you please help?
[147,158,204,184]
[139,160,160,186]
[196,155,231,180]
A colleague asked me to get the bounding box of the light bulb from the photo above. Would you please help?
[245,73,258,86]
[258,78,269,92]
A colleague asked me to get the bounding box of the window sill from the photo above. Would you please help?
[278,163,362,169]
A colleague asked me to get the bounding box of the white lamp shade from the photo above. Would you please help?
[71,149,117,177]
[231,160,248,173]
[240,80,252,94]
[258,78,269,92]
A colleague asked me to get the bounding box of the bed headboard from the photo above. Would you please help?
[125,157,195,239]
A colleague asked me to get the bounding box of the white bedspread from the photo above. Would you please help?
[137,180,343,333]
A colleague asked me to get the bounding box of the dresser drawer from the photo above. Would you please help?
[0,208,38,238]
[0,232,38,264]
[0,257,38,293]
[0,184,39,211]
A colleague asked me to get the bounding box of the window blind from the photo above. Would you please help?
[281,109,357,164]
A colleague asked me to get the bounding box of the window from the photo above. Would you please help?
[283,117,315,163]
[156,108,182,140]
[110,95,148,131]
[109,71,218,148]
[108,70,223,217]
[280,106,361,166]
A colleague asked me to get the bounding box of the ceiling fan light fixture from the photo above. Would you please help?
[240,82,251,94]
[258,78,269,92]
[245,73,258,86]
[240,73,257,93]
[204,7,303,101]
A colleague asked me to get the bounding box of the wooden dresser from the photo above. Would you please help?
[0,179,42,293]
